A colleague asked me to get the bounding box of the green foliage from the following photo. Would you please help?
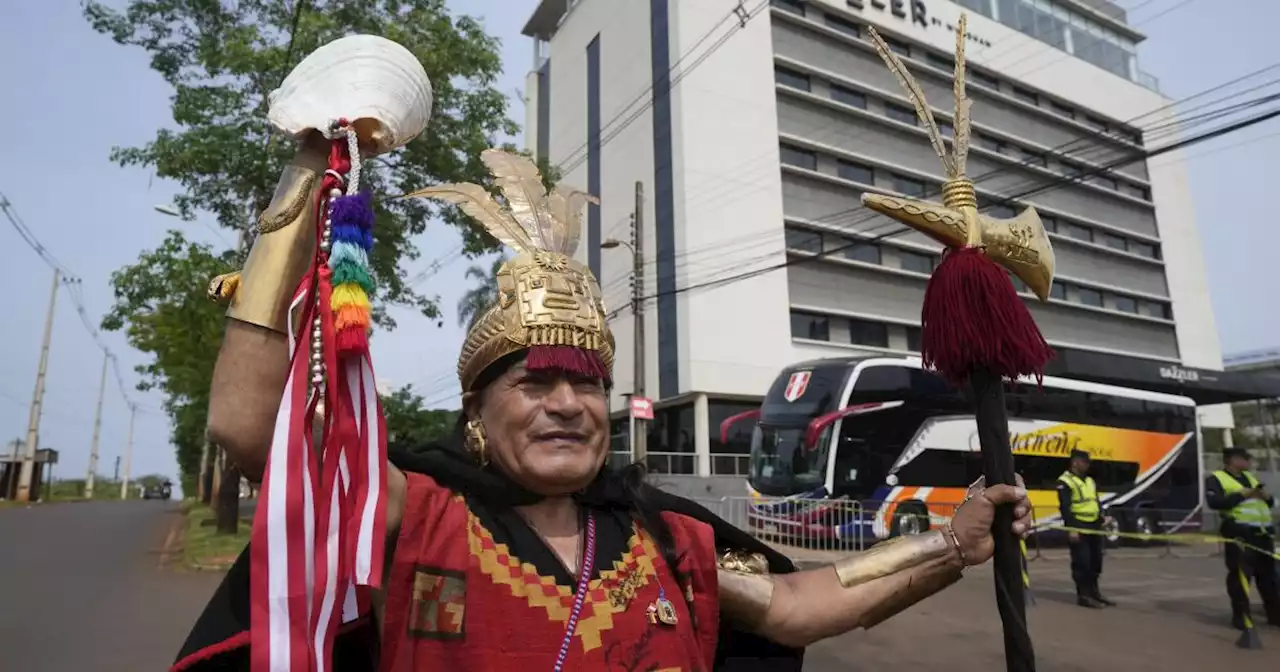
[84,0,523,328]
[101,231,231,490]
[382,386,459,449]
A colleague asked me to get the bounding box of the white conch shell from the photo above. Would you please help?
[268,34,433,156]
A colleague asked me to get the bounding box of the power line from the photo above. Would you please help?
[608,100,1280,318]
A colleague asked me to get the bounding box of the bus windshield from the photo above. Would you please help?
[747,365,849,496]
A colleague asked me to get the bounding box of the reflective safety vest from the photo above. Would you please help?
[1212,470,1273,527]
[1058,472,1100,523]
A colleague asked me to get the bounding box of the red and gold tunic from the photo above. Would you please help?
[379,472,721,671]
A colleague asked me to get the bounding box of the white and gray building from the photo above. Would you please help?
[520,0,1253,479]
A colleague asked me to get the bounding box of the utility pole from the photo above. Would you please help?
[84,353,109,499]
[631,181,648,466]
[15,269,61,503]
[120,404,136,499]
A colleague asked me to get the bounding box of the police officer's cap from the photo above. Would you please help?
[1223,447,1252,462]
[1070,449,1091,461]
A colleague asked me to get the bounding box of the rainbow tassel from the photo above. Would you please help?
[328,193,376,355]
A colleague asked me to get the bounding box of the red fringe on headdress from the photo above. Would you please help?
[921,246,1054,387]
[526,345,610,382]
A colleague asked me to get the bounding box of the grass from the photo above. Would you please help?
[181,501,250,571]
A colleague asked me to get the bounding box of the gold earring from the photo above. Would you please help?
[464,419,488,466]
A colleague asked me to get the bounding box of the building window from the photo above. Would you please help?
[772,0,805,15]
[831,85,867,109]
[883,36,910,57]
[1126,130,1144,145]
[709,400,762,476]
[906,325,922,352]
[786,228,822,253]
[1049,100,1076,119]
[1061,161,1085,177]
[775,67,811,92]
[780,144,817,170]
[927,53,955,72]
[938,120,954,138]
[1012,86,1039,106]
[1114,296,1138,314]
[837,159,874,184]
[825,13,860,37]
[1077,287,1104,308]
[1129,240,1158,259]
[1040,215,1058,233]
[1123,183,1150,200]
[892,174,927,197]
[844,240,881,264]
[1009,274,1027,293]
[899,250,935,274]
[975,134,1004,153]
[987,203,1016,219]
[1084,115,1109,133]
[791,311,830,340]
[1060,222,1093,242]
[1051,282,1067,300]
[970,69,1000,90]
[1025,151,1047,168]
[1100,232,1127,252]
[849,318,889,348]
[1139,301,1170,319]
[1091,174,1118,191]
[886,103,917,126]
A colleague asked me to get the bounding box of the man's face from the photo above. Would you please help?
[1071,457,1090,474]
[1227,455,1251,472]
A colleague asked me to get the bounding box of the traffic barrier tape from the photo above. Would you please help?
[1042,524,1280,561]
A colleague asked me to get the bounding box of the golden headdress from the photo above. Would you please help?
[407,150,613,391]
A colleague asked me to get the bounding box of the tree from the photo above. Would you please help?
[83,0,524,328]
[100,231,231,502]
[382,386,459,448]
[457,257,505,331]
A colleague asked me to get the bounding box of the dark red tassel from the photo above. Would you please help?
[336,328,369,354]
[526,345,610,383]
[921,246,1054,387]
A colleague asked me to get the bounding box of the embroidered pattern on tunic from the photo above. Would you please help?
[467,512,660,653]
[408,566,467,639]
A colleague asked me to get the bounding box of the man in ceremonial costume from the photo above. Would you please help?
[172,34,1033,672]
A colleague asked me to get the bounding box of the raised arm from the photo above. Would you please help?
[719,480,1030,648]
[206,133,327,480]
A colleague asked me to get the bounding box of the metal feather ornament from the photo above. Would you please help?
[862,14,1048,672]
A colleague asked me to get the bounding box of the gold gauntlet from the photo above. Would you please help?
[716,550,776,630]
[216,134,329,333]
[835,529,965,629]
[832,529,958,589]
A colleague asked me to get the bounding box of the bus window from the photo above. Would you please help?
[1014,454,1139,491]
[892,450,983,488]
[852,365,964,406]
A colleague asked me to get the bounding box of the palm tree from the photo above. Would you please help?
[457,257,505,331]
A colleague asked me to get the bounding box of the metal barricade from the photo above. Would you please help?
[722,496,864,552]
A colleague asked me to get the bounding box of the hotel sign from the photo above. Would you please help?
[846,0,995,48]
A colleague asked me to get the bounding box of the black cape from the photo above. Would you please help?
[172,447,805,671]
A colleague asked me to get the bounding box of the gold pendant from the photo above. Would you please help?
[648,598,678,627]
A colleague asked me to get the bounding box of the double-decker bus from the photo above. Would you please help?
[735,356,1202,546]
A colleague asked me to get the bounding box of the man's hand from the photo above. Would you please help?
[1068,531,1081,543]
[1242,487,1262,500]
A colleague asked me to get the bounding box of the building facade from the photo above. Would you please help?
[1222,349,1280,473]
[521,0,1232,478]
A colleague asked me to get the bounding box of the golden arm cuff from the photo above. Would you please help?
[716,550,775,630]
[832,529,957,589]
[859,554,963,628]
[225,135,329,333]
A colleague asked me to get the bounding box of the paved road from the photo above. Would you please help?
[802,551,1280,671]
[3,501,1276,670]
[0,500,222,671]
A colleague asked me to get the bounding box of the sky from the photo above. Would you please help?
[0,0,1276,492]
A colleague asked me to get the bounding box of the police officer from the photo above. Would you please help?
[1206,448,1279,630]
[1058,449,1114,608]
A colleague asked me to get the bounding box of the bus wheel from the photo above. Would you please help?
[1102,517,1122,548]
[891,502,931,537]
[1133,510,1161,546]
